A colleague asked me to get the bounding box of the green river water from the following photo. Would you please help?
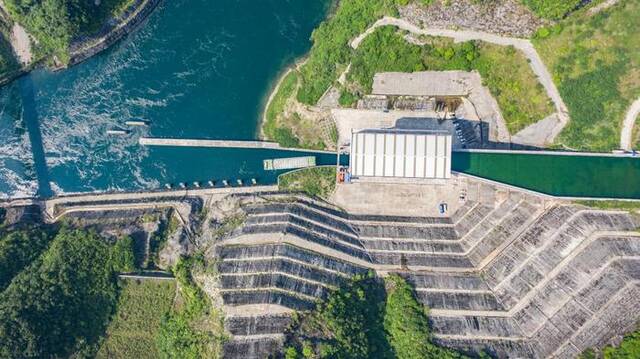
[0,0,638,200]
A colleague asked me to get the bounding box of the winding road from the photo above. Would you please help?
[350,16,570,144]
[621,99,640,151]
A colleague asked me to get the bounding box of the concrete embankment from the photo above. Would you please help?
[64,0,162,68]
[139,137,282,149]
[138,137,337,154]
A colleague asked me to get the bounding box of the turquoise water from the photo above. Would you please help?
[0,0,331,198]
[452,152,640,199]
[1,0,639,200]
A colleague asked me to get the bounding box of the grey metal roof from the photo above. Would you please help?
[349,129,452,179]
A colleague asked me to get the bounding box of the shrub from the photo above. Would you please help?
[384,274,465,358]
[522,0,582,20]
[279,167,336,199]
[0,227,51,291]
[297,0,409,105]
[282,274,470,358]
[339,88,359,107]
[110,236,136,273]
[0,228,119,358]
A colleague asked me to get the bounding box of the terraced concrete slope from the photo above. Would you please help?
[211,192,640,359]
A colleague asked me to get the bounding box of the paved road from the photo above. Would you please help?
[351,17,570,144]
[621,98,640,151]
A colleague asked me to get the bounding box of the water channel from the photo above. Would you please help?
[0,0,639,200]
[0,0,331,198]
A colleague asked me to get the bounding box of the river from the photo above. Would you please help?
[0,0,331,198]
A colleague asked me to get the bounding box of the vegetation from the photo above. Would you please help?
[338,87,358,107]
[212,213,246,239]
[384,274,465,358]
[156,254,225,358]
[263,71,328,149]
[97,279,176,359]
[147,211,181,269]
[522,0,582,20]
[111,235,137,272]
[0,228,123,358]
[575,200,640,212]
[283,274,468,358]
[580,323,640,358]
[265,71,300,146]
[279,166,337,199]
[3,0,135,63]
[0,34,19,79]
[534,0,640,150]
[0,227,51,291]
[350,27,554,133]
[283,273,393,358]
[296,0,410,105]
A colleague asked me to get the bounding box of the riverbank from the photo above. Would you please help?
[0,0,160,85]
[59,0,162,69]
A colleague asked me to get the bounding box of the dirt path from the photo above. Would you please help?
[9,23,32,65]
[621,98,640,151]
[588,0,620,15]
[350,16,570,144]
[0,0,33,65]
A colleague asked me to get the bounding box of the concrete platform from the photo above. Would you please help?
[330,178,466,217]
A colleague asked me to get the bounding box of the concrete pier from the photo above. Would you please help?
[138,137,336,154]
[139,137,281,149]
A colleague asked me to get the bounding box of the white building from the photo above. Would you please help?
[349,129,452,180]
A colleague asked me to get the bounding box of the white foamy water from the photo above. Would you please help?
[0,85,37,199]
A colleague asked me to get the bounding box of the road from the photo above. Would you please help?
[621,98,640,151]
[350,16,570,144]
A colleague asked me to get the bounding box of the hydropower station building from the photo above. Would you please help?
[349,129,452,180]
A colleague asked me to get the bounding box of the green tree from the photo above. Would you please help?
[0,227,50,290]
[110,236,137,273]
[0,228,118,358]
[522,0,582,20]
[383,274,465,359]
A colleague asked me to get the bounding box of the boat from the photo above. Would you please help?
[125,119,150,127]
[263,156,316,170]
[106,129,130,136]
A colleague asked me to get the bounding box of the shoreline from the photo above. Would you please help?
[258,59,308,140]
[60,0,162,69]
[0,0,161,86]
[256,0,339,141]
[258,65,295,140]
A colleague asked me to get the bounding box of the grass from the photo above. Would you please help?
[575,200,640,212]
[96,278,176,359]
[296,0,410,105]
[2,0,141,65]
[522,0,582,20]
[579,323,640,358]
[349,26,554,133]
[212,213,246,239]
[533,0,640,151]
[156,255,226,358]
[265,70,299,137]
[263,71,327,149]
[279,167,336,199]
[473,43,554,133]
[283,274,468,358]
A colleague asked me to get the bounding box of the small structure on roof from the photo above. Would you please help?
[349,129,452,180]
